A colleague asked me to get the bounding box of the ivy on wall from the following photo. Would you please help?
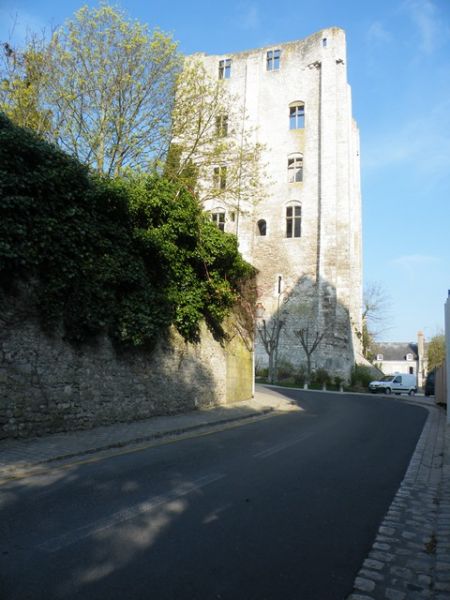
[0,113,254,347]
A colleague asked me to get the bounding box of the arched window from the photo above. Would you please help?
[289,101,305,129]
[257,219,267,236]
[286,203,301,238]
[288,153,303,182]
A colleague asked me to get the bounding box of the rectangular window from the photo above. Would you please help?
[289,104,305,129]
[213,166,227,190]
[267,49,281,71]
[215,114,228,137]
[286,205,301,238]
[218,59,231,79]
[212,212,225,232]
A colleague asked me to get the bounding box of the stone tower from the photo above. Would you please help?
[192,28,362,376]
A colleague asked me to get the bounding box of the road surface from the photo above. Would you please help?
[0,389,427,600]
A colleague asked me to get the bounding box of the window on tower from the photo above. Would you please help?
[215,114,228,137]
[288,153,303,182]
[218,59,231,79]
[286,203,301,238]
[289,102,305,129]
[257,219,267,236]
[213,166,227,190]
[266,49,281,71]
[211,211,225,232]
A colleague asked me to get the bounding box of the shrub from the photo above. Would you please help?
[350,364,373,389]
[313,368,332,386]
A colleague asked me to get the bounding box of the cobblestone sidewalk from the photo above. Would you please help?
[347,399,450,600]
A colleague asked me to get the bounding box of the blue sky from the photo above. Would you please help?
[1,0,449,343]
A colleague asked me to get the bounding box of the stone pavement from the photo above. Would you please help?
[0,388,448,598]
[347,395,450,600]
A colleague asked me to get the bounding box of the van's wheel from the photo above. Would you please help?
[385,387,392,395]
[408,389,415,396]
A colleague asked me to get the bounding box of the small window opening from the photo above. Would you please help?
[409,367,414,374]
[257,219,267,236]
[229,211,236,222]
[322,38,327,47]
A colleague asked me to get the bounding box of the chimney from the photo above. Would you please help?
[417,330,424,359]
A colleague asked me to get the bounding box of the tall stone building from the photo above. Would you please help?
[192,28,363,376]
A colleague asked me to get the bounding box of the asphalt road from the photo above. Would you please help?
[0,389,427,600]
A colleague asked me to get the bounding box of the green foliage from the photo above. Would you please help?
[0,113,254,346]
[350,364,373,389]
[1,5,181,176]
[427,334,445,371]
[312,368,332,386]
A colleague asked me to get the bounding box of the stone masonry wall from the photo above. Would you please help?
[0,294,253,440]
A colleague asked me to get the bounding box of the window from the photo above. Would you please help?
[409,367,414,374]
[215,114,228,137]
[406,353,414,361]
[288,154,303,182]
[229,211,236,222]
[257,219,267,236]
[213,166,227,190]
[376,354,384,361]
[211,211,225,232]
[266,49,280,71]
[289,102,305,129]
[322,38,327,47]
[286,203,301,238]
[218,59,231,79]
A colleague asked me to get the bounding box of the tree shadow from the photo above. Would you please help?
[255,274,359,380]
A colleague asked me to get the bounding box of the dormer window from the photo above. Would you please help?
[376,354,383,361]
[406,353,414,361]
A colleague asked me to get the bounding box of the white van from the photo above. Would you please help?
[369,373,417,396]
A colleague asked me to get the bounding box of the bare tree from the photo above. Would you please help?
[293,326,325,384]
[360,282,392,360]
[257,316,284,384]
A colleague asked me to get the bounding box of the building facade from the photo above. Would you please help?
[192,28,363,377]
[373,331,428,388]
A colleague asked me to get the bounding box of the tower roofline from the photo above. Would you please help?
[190,27,346,61]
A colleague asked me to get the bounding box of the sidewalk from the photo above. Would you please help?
[1,387,449,598]
[0,386,295,481]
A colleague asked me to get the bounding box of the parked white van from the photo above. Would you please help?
[368,374,417,395]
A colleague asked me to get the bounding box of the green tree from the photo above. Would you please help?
[169,59,265,224]
[427,333,445,371]
[1,5,181,176]
[0,38,52,135]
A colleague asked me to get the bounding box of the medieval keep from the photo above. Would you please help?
[193,28,363,376]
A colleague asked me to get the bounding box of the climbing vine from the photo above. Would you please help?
[0,113,254,347]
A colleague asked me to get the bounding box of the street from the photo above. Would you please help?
[0,389,427,600]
